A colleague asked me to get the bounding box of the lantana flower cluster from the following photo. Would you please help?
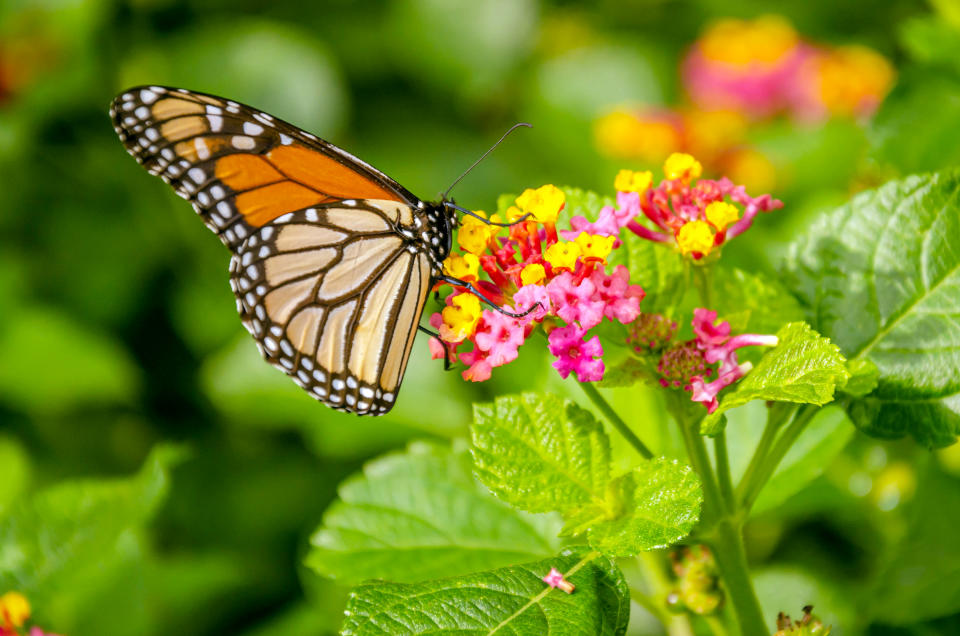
[566,153,782,259]
[683,15,894,121]
[430,185,644,383]
[634,308,778,413]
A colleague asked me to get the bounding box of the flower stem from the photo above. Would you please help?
[677,415,724,525]
[740,405,818,513]
[692,264,713,309]
[708,518,770,635]
[578,381,654,459]
[713,432,736,514]
[734,404,794,507]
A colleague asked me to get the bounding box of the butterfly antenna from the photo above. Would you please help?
[441,122,531,200]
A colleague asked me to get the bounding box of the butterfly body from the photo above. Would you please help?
[110,85,458,415]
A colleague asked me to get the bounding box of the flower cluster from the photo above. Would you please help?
[0,592,60,636]
[565,154,782,259]
[683,15,894,122]
[429,185,645,383]
[653,308,778,412]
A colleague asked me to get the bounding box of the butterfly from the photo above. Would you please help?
[109,86,527,416]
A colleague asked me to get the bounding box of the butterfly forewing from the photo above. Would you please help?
[110,86,445,415]
[109,86,418,250]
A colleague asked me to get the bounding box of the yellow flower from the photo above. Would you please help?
[575,232,616,263]
[504,205,526,222]
[677,220,716,256]
[704,201,740,231]
[699,15,799,67]
[440,293,482,343]
[520,263,546,286]
[594,110,682,162]
[613,169,654,194]
[0,591,31,628]
[457,210,499,255]
[442,252,480,281]
[664,152,703,182]
[544,241,581,271]
[516,184,565,224]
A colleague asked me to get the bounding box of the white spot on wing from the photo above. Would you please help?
[232,135,255,150]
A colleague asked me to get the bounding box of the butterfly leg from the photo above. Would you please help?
[436,275,541,319]
[417,325,453,370]
[444,202,532,227]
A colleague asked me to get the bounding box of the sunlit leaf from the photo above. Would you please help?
[307,441,561,584]
[340,547,629,636]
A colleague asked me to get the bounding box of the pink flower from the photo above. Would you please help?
[460,347,493,382]
[513,283,552,323]
[589,265,644,324]
[472,311,525,367]
[689,362,753,413]
[548,324,605,382]
[546,272,606,329]
[542,567,576,593]
[692,308,730,347]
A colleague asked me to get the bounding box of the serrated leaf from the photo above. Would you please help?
[307,441,561,584]
[784,170,960,444]
[784,171,960,398]
[472,393,612,513]
[585,458,702,556]
[701,323,849,434]
[340,547,629,636]
[0,445,184,604]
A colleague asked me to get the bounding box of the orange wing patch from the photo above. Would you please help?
[236,182,330,227]
[215,154,284,191]
[268,145,403,204]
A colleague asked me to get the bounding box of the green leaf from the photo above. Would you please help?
[0,306,139,415]
[847,393,960,449]
[784,170,960,444]
[584,458,702,556]
[472,394,701,556]
[340,547,629,636]
[472,393,612,514]
[0,445,185,604]
[751,407,855,516]
[307,441,561,584]
[701,323,849,435]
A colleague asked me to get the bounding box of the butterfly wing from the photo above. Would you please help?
[232,202,432,415]
[110,86,437,415]
[109,85,420,250]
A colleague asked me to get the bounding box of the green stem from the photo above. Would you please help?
[740,405,818,513]
[713,432,736,514]
[734,403,794,506]
[578,381,654,459]
[704,614,730,636]
[692,263,713,309]
[708,518,770,635]
[677,415,724,525]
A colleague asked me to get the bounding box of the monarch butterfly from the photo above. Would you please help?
[109,86,529,416]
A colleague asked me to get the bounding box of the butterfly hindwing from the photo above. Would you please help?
[229,202,432,415]
[109,85,418,250]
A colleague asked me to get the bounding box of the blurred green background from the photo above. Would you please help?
[2,0,960,634]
